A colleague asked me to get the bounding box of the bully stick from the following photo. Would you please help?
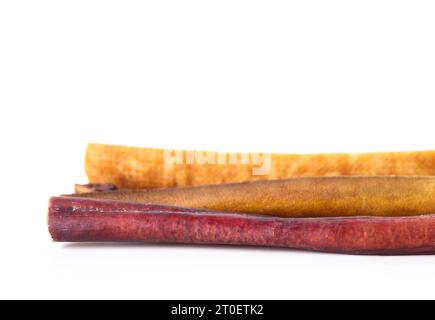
[71,176,435,218]
[85,143,435,189]
[49,197,435,255]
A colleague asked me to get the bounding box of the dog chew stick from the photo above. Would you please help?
[85,144,435,189]
[49,197,435,255]
[72,177,435,218]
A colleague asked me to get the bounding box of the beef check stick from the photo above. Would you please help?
[86,143,435,189]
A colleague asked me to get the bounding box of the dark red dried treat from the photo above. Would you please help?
[48,197,435,255]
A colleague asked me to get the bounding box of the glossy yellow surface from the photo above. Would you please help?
[75,176,435,218]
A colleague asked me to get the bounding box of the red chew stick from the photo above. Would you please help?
[48,197,435,255]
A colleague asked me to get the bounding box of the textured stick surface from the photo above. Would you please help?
[86,143,435,189]
[73,176,435,218]
[49,197,435,255]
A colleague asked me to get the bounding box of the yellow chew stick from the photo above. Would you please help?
[74,176,435,218]
[86,143,435,189]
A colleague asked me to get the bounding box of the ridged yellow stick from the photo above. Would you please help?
[73,177,435,218]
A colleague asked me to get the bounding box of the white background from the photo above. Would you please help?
[0,1,434,300]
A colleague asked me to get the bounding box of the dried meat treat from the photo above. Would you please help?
[72,176,435,218]
[49,197,435,255]
[85,143,435,189]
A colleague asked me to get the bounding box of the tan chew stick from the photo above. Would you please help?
[73,176,435,218]
[86,144,435,189]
